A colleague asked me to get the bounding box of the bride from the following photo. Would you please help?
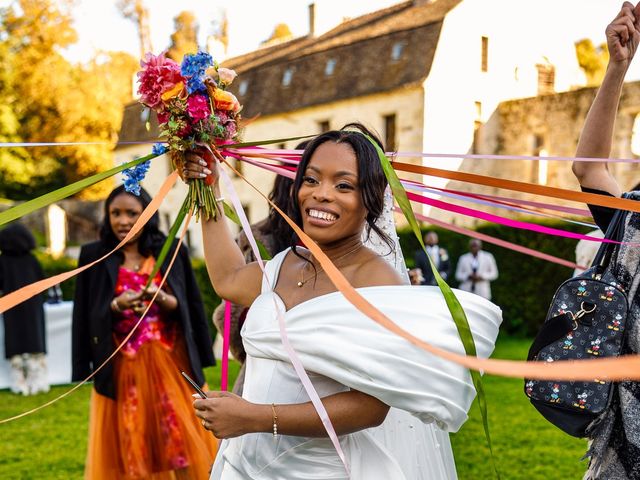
[182,123,502,479]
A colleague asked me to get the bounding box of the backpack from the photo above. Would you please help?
[524,207,629,437]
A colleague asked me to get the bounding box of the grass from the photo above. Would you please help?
[451,335,589,479]
[0,338,588,479]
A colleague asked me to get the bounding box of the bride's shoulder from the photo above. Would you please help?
[353,252,404,287]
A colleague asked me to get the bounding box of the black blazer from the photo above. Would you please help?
[414,247,451,286]
[71,240,215,399]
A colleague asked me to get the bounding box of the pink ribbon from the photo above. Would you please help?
[406,191,639,245]
[221,300,231,392]
[400,208,585,271]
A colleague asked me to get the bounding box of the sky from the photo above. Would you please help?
[0,0,624,65]
[61,0,411,63]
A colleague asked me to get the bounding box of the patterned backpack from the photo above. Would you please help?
[524,207,629,437]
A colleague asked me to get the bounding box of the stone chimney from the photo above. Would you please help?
[308,2,316,37]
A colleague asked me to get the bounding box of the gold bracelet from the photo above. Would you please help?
[111,298,122,313]
[271,403,278,438]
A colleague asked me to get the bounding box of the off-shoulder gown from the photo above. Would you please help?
[211,249,502,479]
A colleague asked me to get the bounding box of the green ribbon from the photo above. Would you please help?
[365,135,500,479]
[0,153,157,227]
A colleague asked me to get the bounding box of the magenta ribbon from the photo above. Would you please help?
[221,300,231,392]
[406,191,638,245]
[399,208,585,270]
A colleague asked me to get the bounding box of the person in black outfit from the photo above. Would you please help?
[0,223,48,395]
[571,3,640,478]
[412,231,450,285]
[72,184,217,478]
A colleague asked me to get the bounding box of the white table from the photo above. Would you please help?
[0,301,73,389]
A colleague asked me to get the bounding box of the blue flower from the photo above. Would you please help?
[152,143,168,156]
[186,75,207,94]
[122,160,151,196]
[181,51,213,78]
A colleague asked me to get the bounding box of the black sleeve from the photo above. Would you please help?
[71,246,93,381]
[581,186,616,233]
[414,249,428,273]
[180,245,215,367]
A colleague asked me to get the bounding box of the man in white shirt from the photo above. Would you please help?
[455,239,499,300]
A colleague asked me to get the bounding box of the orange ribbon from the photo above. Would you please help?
[0,172,178,314]
[221,159,640,382]
[393,160,640,213]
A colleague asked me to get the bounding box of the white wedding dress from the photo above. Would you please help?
[210,248,502,479]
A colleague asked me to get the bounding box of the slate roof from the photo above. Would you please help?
[116,0,462,146]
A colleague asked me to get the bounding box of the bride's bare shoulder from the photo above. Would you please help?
[353,253,405,287]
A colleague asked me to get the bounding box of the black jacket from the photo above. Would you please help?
[0,253,46,358]
[71,240,215,399]
[414,246,451,286]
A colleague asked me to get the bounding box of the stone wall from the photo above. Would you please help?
[430,80,640,227]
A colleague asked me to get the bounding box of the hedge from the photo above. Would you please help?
[398,218,592,337]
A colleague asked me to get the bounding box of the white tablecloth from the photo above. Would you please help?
[0,301,73,389]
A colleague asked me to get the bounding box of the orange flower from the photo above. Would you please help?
[161,81,185,101]
[213,89,241,112]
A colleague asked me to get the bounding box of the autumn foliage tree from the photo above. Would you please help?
[167,11,199,63]
[575,38,609,86]
[0,0,138,199]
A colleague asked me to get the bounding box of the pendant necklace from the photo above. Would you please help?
[297,244,363,288]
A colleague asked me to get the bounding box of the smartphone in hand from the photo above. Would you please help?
[181,371,207,399]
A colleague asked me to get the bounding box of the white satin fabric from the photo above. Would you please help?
[211,250,502,479]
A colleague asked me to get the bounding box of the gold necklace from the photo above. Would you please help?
[297,244,363,288]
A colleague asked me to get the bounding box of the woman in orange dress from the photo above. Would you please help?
[72,185,217,479]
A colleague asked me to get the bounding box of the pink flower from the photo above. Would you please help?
[157,110,170,125]
[217,68,237,85]
[186,94,211,121]
[137,52,184,109]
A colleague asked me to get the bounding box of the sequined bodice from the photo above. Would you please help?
[112,265,177,356]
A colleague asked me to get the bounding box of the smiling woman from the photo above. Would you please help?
[181,123,502,479]
[71,184,217,479]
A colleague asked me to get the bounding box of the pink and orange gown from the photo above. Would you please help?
[85,261,217,479]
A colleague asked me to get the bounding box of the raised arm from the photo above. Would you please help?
[182,149,263,306]
[572,1,640,196]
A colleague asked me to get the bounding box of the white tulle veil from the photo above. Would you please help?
[361,186,410,284]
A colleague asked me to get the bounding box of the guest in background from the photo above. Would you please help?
[413,231,450,286]
[0,223,49,396]
[455,238,499,300]
[72,184,216,479]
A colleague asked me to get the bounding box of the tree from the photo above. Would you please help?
[262,23,293,46]
[0,0,140,200]
[575,38,609,86]
[167,11,199,63]
[119,0,152,58]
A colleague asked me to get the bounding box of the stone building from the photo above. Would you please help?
[439,81,640,227]
[114,0,615,255]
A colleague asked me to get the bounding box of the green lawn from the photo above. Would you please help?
[0,338,588,479]
[451,335,588,479]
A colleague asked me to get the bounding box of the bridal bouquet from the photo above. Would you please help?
[133,50,242,219]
